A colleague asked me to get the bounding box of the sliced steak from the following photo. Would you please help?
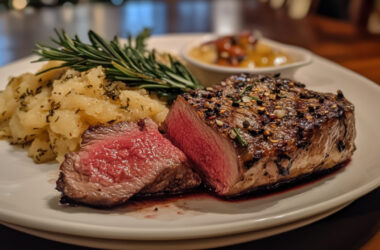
[164,74,356,196]
[56,118,201,207]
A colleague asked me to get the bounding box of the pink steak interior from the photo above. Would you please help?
[78,129,182,187]
[165,98,240,194]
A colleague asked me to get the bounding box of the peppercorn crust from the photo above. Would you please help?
[168,74,356,195]
[183,74,354,165]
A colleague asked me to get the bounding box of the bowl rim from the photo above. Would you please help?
[180,34,313,74]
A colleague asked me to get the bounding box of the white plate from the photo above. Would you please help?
[0,34,379,244]
[1,201,351,249]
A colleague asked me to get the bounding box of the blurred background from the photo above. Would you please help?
[0,0,379,79]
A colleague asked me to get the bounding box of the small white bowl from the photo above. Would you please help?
[181,34,312,86]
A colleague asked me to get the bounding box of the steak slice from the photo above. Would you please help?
[164,74,356,196]
[56,118,201,207]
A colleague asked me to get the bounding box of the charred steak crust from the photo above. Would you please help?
[222,160,349,199]
[56,118,201,207]
[138,165,202,197]
[165,74,356,195]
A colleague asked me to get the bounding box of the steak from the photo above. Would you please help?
[164,74,356,196]
[56,118,201,207]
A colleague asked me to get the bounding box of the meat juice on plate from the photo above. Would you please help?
[57,159,349,220]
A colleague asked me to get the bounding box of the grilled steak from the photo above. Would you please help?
[164,74,356,196]
[56,118,201,207]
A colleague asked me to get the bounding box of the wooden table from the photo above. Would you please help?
[0,1,379,249]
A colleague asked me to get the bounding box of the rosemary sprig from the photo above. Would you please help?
[33,28,201,101]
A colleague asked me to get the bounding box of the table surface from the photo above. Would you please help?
[0,1,379,249]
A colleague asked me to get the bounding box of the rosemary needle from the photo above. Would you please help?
[33,28,202,101]
[233,127,248,147]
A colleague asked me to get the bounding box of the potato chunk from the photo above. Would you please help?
[0,65,169,162]
[49,110,86,139]
[28,132,56,163]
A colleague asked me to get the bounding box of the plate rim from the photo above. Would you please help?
[0,201,352,249]
[0,175,378,240]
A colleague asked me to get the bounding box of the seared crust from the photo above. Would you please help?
[183,74,354,159]
[178,74,356,195]
[56,152,136,207]
[138,164,202,196]
[56,152,201,206]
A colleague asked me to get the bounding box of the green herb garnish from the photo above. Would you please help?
[241,84,253,96]
[233,127,248,147]
[33,28,201,101]
[251,96,262,102]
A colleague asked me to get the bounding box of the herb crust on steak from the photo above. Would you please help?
[164,74,356,195]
